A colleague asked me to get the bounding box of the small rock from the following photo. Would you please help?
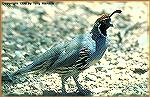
[17,84,23,89]
[116,67,125,70]
[3,57,9,61]
[15,51,22,57]
[87,74,97,81]
[132,68,147,75]
[95,67,103,72]
[92,87,109,93]
[24,85,30,91]
[6,64,13,70]
[33,83,41,90]
[20,77,26,82]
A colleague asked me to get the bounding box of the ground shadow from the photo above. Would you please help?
[6,89,92,96]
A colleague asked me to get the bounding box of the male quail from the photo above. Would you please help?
[3,10,122,95]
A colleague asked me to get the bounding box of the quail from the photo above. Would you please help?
[2,10,122,95]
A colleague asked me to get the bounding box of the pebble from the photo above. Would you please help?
[3,57,9,61]
[31,83,40,90]
[17,84,23,89]
[116,57,126,68]
[6,64,14,70]
[15,51,22,57]
[92,87,109,93]
[110,89,123,95]
[87,74,97,81]
[20,77,26,82]
[24,85,30,90]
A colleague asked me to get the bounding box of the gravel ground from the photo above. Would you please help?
[2,1,149,96]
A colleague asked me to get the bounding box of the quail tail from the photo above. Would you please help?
[2,63,36,83]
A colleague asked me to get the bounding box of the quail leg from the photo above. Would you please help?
[73,76,91,96]
[61,75,69,95]
[73,75,90,95]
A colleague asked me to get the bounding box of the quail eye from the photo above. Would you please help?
[102,20,105,22]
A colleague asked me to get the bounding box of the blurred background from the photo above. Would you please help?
[2,1,149,96]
